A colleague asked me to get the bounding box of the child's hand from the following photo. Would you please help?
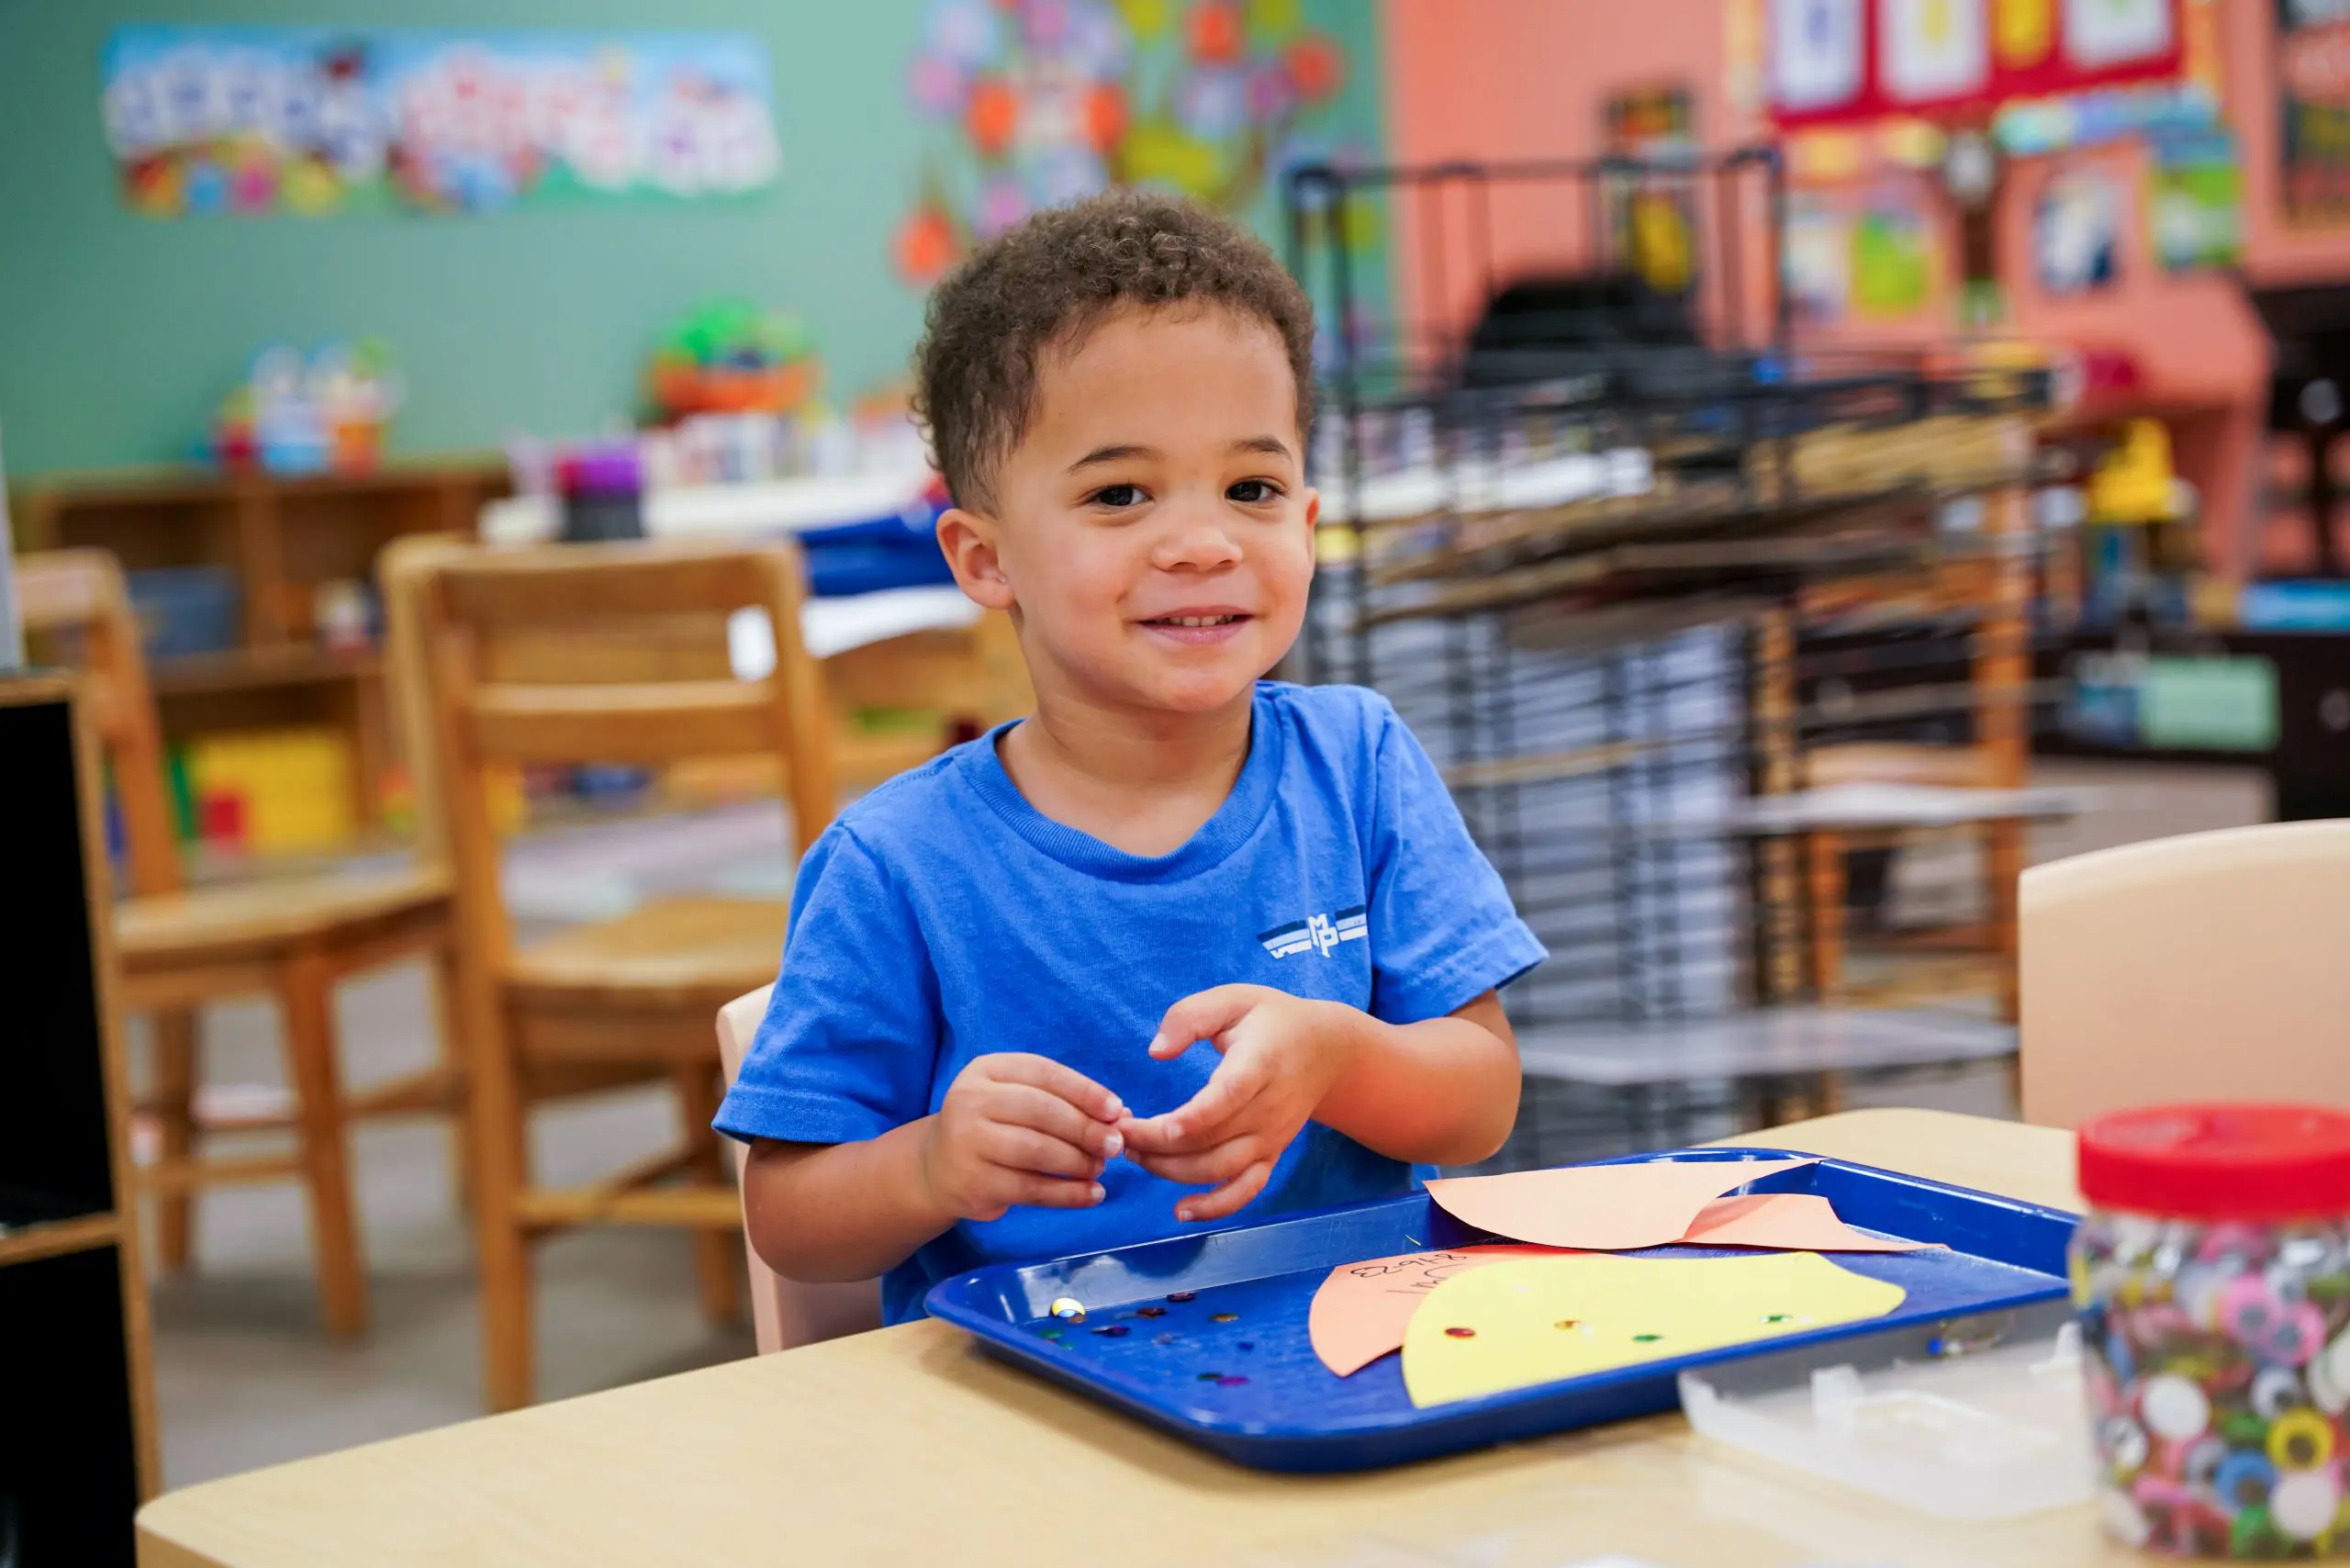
[920,1054,1125,1223]
[1118,985,1359,1223]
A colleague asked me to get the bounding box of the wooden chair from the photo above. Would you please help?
[2019,819,2350,1128]
[715,986,881,1352]
[16,549,456,1336]
[388,538,838,1411]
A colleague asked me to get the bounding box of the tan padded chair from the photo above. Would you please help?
[2019,820,2350,1128]
[715,985,881,1351]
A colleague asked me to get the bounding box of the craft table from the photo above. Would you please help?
[137,1108,2127,1568]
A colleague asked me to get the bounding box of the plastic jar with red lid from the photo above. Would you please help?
[2075,1103,2350,1557]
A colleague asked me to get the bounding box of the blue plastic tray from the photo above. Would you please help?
[923,1148,2078,1472]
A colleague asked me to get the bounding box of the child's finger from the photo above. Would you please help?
[995,1171,1107,1210]
[979,1125,1105,1181]
[1124,1059,1266,1152]
[988,1083,1125,1157]
[1145,984,1262,1060]
[1176,1159,1273,1223]
[1123,1135,1261,1186]
[984,1054,1125,1122]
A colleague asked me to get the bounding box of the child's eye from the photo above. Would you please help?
[1087,483,1146,509]
[1227,479,1283,504]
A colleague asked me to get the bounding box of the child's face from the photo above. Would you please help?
[939,305,1316,718]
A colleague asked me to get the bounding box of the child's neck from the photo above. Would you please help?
[997,688,1254,858]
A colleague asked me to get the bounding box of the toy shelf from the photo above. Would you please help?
[0,678,157,1564]
[10,462,508,835]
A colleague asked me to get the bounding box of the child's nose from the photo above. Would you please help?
[1150,508,1243,571]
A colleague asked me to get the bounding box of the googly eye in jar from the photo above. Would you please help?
[2074,1104,2350,1558]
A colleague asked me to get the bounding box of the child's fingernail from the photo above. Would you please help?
[1104,1132,1124,1158]
[1147,1033,1166,1054]
[1105,1096,1125,1119]
[1090,1183,1106,1203]
[1165,1119,1183,1140]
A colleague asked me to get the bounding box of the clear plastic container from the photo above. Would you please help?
[1679,1303,2092,1520]
[2074,1103,2350,1558]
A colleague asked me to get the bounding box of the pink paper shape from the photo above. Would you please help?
[1677,1192,1936,1252]
[1309,1244,1563,1377]
[1423,1157,1819,1251]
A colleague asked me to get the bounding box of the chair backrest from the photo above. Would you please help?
[385,538,838,972]
[15,549,182,898]
[716,985,881,1351]
[2019,819,2350,1128]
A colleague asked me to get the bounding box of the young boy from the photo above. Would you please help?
[719,191,1545,1324]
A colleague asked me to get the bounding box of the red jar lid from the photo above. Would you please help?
[2078,1104,2350,1223]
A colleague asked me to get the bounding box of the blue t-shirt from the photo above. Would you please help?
[714,681,1547,1324]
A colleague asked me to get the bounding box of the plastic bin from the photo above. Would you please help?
[124,566,240,660]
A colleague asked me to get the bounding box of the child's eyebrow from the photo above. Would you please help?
[1066,435,1293,475]
[1232,435,1294,460]
[1068,442,1158,474]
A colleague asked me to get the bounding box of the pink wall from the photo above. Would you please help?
[1381,0,2350,574]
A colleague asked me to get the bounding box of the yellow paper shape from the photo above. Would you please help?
[1401,1252,1908,1408]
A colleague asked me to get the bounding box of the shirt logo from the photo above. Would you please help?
[1259,905,1368,959]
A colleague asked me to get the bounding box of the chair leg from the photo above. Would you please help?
[149,1008,201,1272]
[278,949,368,1337]
[672,1062,743,1326]
[426,943,475,1216]
[468,995,536,1412]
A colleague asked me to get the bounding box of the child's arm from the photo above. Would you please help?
[1118,985,1519,1222]
[744,1054,1126,1282]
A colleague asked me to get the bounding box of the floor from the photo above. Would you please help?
[142,758,2270,1489]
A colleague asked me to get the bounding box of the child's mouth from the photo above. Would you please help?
[1139,612,1252,645]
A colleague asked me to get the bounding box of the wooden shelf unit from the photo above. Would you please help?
[11,463,509,827]
[0,677,158,1564]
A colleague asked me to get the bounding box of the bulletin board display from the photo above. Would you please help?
[100,26,782,218]
[1769,0,2185,128]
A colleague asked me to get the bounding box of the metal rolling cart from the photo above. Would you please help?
[1281,149,2070,1163]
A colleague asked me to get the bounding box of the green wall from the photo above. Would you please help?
[0,1,1385,479]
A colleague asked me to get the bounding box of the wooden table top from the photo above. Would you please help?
[139,1108,2136,1568]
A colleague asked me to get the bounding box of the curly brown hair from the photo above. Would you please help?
[912,189,1317,512]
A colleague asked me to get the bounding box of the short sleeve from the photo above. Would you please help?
[1363,701,1548,1025]
[713,825,941,1146]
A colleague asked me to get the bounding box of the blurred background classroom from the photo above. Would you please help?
[2,0,2345,1540]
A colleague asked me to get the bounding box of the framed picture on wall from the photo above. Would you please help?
[2032,167,2122,294]
[2279,0,2350,227]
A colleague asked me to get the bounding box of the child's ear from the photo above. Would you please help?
[936,506,1016,611]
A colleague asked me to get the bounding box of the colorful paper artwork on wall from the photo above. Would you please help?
[1770,0,2184,127]
[2279,0,2350,227]
[2150,129,2244,269]
[893,0,1356,287]
[1851,193,1936,318]
[1785,195,1854,324]
[2031,166,2122,294]
[1603,85,1700,298]
[102,27,780,218]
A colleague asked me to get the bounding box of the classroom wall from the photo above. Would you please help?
[0,1,921,477]
[0,0,1385,480]
[1379,0,2350,577]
